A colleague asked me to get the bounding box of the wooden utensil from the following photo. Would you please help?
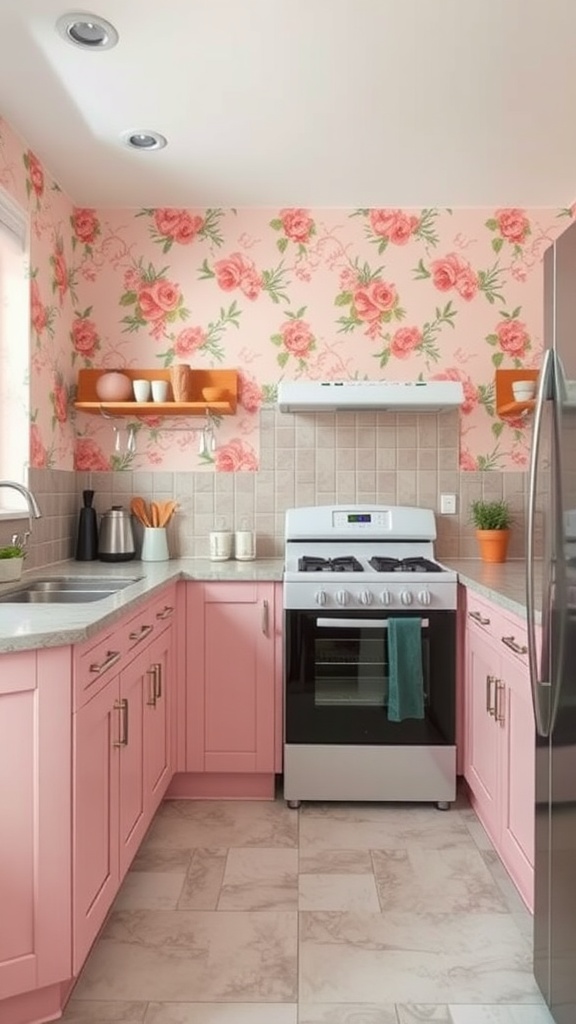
[130,497,151,527]
[159,500,178,527]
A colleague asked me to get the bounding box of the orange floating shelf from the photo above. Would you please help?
[74,368,238,417]
[495,368,539,418]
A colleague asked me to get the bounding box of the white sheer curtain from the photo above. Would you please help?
[0,186,28,503]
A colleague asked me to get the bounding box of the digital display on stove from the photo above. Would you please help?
[347,513,371,523]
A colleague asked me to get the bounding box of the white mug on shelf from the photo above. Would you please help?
[512,379,536,402]
[133,379,151,402]
[151,379,169,402]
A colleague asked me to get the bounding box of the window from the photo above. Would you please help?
[0,186,29,513]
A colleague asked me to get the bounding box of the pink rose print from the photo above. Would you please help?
[215,439,258,472]
[71,316,99,358]
[353,281,398,322]
[52,381,68,423]
[74,438,109,472]
[390,326,422,360]
[30,279,47,334]
[430,254,478,302]
[154,209,204,245]
[26,150,44,198]
[281,319,315,358]
[52,246,69,304]
[214,253,263,301]
[238,373,263,413]
[72,208,100,245]
[369,209,420,245]
[123,268,141,291]
[138,279,182,320]
[174,326,207,359]
[495,208,530,245]
[459,448,478,471]
[496,318,530,357]
[432,368,478,415]
[279,208,314,243]
[30,423,47,469]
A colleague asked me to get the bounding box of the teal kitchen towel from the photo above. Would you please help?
[387,617,425,722]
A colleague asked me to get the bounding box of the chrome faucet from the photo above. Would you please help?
[0,480,42,519]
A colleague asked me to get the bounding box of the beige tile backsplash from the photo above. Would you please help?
[6,409,536,569]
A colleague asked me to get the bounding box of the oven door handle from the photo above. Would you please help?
[316,618,429,629]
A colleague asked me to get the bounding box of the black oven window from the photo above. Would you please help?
[314,625,430,708]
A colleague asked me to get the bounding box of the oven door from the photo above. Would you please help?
[284,608,455,746]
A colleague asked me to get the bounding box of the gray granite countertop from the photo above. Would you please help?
[442,558,540,621]
[0,555,539,654]
[0,558,285,653]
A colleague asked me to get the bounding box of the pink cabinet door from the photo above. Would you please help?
[144,628,172,815]
[118,649,148,880]
[499,652,535,910]
[0,649,71,1000]
[464,626,501,846]
[202,582,275,773]
[73,675,120,973]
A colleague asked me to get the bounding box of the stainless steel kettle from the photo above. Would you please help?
[98,505,135,562]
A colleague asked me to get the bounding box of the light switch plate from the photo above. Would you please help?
[440,493,457,515]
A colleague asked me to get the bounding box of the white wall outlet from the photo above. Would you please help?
[440,493,457,515]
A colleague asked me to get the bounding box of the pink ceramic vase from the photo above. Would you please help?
[95,372,133,402]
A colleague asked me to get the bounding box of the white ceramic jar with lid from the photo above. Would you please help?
[235,516,256,561]
[209,516,232,561]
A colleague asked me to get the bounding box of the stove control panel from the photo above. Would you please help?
[290,581,455,611]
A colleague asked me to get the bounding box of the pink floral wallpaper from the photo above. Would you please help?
[0,112,572,474]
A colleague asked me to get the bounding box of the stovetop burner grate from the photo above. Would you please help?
[299,556,364,573]
[368,556,444,573]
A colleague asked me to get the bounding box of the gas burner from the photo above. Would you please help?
[299,555,364,573]
[368,556,444,573]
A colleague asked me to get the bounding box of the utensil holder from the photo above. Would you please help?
[141,527,169,562]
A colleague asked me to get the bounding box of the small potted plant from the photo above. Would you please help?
[0,544,25,582]
[469,499,513,563]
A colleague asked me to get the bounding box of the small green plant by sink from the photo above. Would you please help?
[469,499,513,531]
[0,544,25,559]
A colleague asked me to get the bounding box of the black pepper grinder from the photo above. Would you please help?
[75,489,99,561]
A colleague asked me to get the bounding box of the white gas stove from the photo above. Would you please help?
[284,505,457,612]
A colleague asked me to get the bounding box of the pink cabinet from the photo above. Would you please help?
[0,648,71,1005]
[72,587,175,971]
[180,581,276,798]
[463,589,536,910]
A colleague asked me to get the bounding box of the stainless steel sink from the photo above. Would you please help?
[0,576,143,604]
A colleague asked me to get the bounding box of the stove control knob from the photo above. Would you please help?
[380,590,392,606]
[336,590,349,606]
[418,589,431,606]
[359,590,373,606]
[315,590,327,606]
[400,590,413,606]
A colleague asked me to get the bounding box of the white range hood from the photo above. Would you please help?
[277,379,464,413]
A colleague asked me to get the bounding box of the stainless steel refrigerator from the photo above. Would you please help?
[528,217,576,1024]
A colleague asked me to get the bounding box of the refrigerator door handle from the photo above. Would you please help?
[527,347,553,737]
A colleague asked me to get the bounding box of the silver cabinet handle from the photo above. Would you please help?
[501,635,528,656]
[486,674,496,716]
[153,663,162,700]
[90,649,121,677]
[113,698,128,746]
[469,610,490,626]
[156,605,174,620]
[129,624,153,644]
[262,599,269,636]
[495,680,506,725]
[146,666,157,707]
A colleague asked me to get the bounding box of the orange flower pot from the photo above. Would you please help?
[475,529,511,564]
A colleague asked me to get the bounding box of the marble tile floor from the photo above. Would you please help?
[63,791,555,1024]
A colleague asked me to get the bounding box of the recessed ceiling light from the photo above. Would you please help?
[122,131,168,151]
[56,13,119,50]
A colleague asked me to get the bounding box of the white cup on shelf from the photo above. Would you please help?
[512,379,536,402]
[132,379,151,402]
[151,380,169,402]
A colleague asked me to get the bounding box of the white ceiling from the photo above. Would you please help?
[0,0,575,209]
